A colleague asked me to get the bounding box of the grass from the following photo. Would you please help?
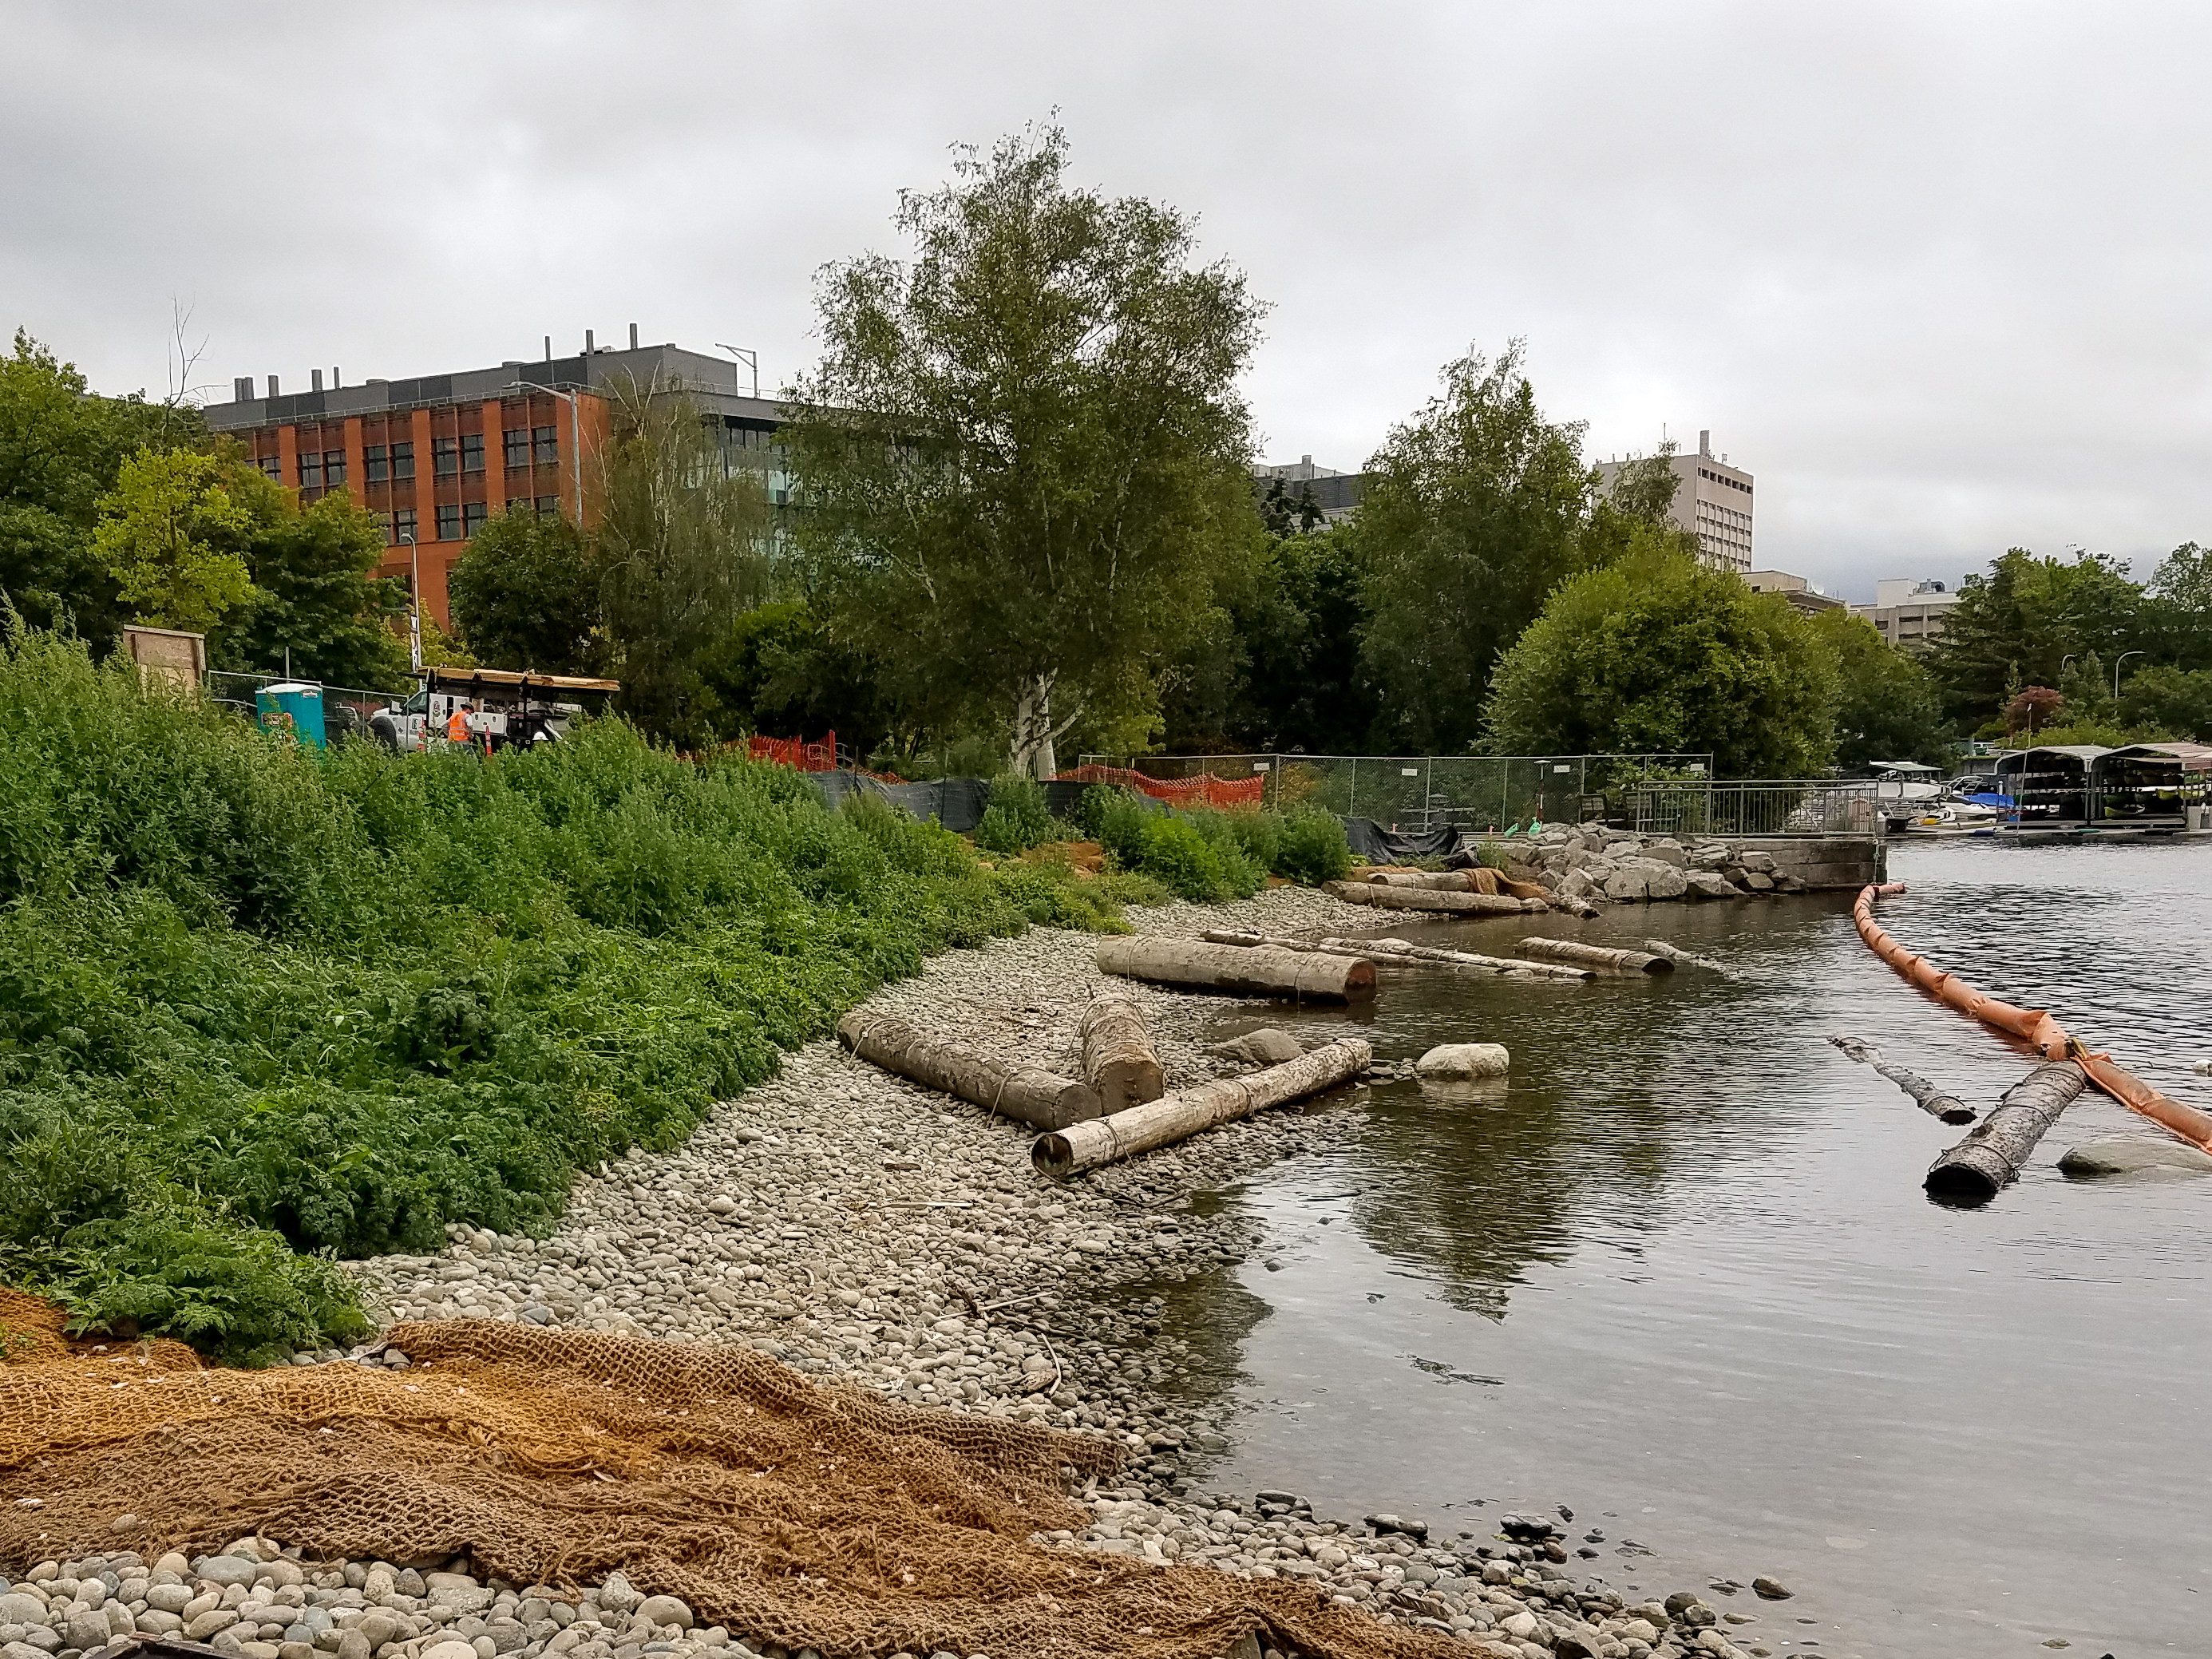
[0,628,1122,1364]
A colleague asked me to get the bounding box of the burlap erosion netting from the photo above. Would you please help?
[0,1293,1458,1659]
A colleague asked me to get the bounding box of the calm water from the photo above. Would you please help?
[1175,841,2212,1658]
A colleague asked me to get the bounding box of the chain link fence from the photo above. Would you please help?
[1625,779,1883,838]
[208,671,405,744]
[1078,753,1712,832]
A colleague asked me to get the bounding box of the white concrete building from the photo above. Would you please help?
[1852,580,1961,653]
[1597,430,1754,574]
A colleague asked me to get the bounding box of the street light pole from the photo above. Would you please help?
[402,528,421,674]
[508,381,584,525]
[2115,650,2144,700]
[715,344,759,399]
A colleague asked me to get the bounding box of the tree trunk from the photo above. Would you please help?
[1514,936,1673,973]
[1325,881,1544,916]
[1010,671,1059,780]
[1643,939,1727,972]
[1079,996,1165,1115]
[1033,1038,1372,1179]
[1201,928,1595,980]
[835,1011,1100,1130]
[1827,1035,1977,1124]
[1094,937,1375,1002]
[1925,1061,2087,1204]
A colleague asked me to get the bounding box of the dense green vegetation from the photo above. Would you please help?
[0,628,1119,1363]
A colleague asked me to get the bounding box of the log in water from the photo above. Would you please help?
[1516,937,1673,973]
[1327,881,1544,917]
[1924,1061,2087,1205]
[1033,1038,1372,1179]
[1828,1035,1977,1124]
[1079,996,1165,1115]
[1200,929,1593,980]
[1094,937,1375,1002]
[836,1011,1101,1130]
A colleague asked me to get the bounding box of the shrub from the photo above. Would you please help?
[974,773,1058,855]
[0,627,1131,1360]
[1272,811,1353,885]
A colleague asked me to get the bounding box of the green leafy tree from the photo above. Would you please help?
[1355,346,1692,752]
[449,506,604,675]
[93,448,254,632]
[1807,609,1955,770]
[208,470,410,689]
[2119,663,2212,740]
[592,378,770,740]
[0,331,204,649]
[2150,541,2212,616]
[1924,548,2148,727]
[691,599,904,753]
[783,125,1266,779]
[1484,547,1839,776]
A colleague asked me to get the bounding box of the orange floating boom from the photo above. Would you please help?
[1853,883,2212,1153]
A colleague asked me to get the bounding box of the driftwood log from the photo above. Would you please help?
[1079,996,1165,1115]
[1828,1035,1977,1124]
[1094,937,1375,1003]
[1327,881,1544,917]
[1201,928,1594,981]
[1925,1061,2087,1205]
[1551,894,1602,919]
[1033,1038,1372,1180]
[836,1011,1100,1130]
[1644,939,1727,972]
[1515,937,1673,974]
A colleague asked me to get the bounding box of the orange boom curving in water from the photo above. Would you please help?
[1853,882,2212,1153]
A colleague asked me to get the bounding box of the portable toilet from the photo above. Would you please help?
[255,681,327,748]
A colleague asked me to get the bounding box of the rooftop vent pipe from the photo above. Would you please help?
[629,323,639,350]
[267,374,279,398]
[311,369,323,392]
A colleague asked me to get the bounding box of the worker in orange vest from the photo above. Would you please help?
[445,700,473,749]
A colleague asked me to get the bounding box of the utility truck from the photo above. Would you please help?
[371,667,620,753]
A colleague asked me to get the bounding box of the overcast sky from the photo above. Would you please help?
[6,2,2208,601]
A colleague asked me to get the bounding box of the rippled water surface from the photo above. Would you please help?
[1175,841,2212,1658]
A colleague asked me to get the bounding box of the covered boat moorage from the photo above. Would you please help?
[1993,745,2108,829]
[2088,742,2212,830]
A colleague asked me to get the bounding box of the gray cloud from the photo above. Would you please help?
[6,1,2208,600]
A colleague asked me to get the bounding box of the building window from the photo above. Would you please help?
[258,455,282,481]
[299,450,322,488]
[462,502,488,539]
[504,429,530,469]
[390,441,415,481]
[323,449,346,487]
[436,503,462,540]
[366,445,387,482]
[460,434,485,475]
[532,426,558,465]
[536,495,560,519]
[386,506,418,546]
[433,437,459,477]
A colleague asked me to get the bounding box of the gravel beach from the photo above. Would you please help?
[2,889,1799,1659]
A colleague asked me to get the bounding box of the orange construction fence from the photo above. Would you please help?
[1057,763,1266,811]
[746,730,841,773]
[1854,882,2212,1152]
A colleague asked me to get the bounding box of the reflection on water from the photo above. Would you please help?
[1177,841,2212,1659]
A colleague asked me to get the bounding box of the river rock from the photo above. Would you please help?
[1751,1575,1793,1600]
[1214,1028,1304,1065]
[1684,871,1739,900]
[193,1556,262,1589]
[1415,1043,1510,1079]
[2058,1136,2212,1177]
[635,1597,692,1630]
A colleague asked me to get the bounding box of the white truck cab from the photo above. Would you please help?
[370,669,619,753]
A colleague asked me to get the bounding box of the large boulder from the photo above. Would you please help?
[1684,870,1740,900]
[1603,866,1650,902]
[1415,1043,1510,1079]
[1641,839,1688,868]
[1559,867,1601,900]
[2059,1137,2212,1178]
[1642,864,1689,900]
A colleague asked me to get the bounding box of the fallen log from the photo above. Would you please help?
[1033,1038,1372,1180]
[1827,1035,1977,1124]
[1201,929,1593,981]
[1326,881,1544,917]
[1079,996,1165,1115]
[1925,1061,2087,1205]
[836,1011,1100,1130]
[1094,937,1375,1003]
[1515,936,1673,974]
[1644,938,1727,972]
[1363,869,1469,889]
[1550,894,1602,919]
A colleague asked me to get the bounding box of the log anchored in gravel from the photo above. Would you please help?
[835,1011,1101,1130]
[1514,936,1673,973]
[1827,1035,1977,1124]
[1033,1038,1373,1179]
[1925,1061,2087,1205]
[1201,928,1594,981]
[1093,937,1375,1003]
[1325,881,1545,917]
[1078,996,1165,1115]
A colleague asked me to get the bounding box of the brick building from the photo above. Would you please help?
[201,331,785,633]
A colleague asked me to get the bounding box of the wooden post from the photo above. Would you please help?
[1094,938,1375,1003]
[835,1011,1101,1130]
[1515,937,1673,973]
[1080,996,1165,1115]
[1925,1062,2087,1203]
[1034,1039,1372,1179]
